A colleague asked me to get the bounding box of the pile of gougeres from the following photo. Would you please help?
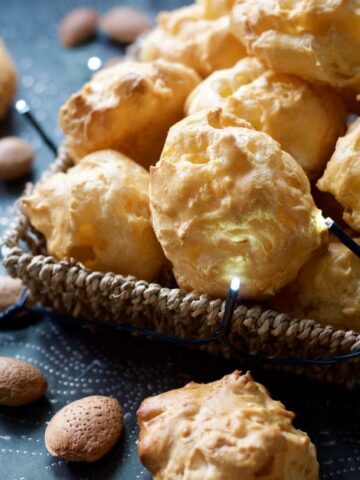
[20,0,360,332]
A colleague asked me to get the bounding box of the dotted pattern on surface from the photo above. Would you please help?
[1,0,360,479]
[0,315,360,479]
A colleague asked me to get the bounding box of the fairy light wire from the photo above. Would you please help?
[15,99,58,154]
[324,217,360,258]
[1,286,360,366]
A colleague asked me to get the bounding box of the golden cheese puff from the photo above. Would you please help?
[150,109,327,300]
[231,0,360,104]
[0,40,16,120]
[186,57,346,179]
[22,150,165,281]
[317,118,360,232]
[59,60,200,168]
[137,371,319,480]
[139,0,246,78]
[186,57,267,111]
[201,0,236,17]
[270,239,360,331]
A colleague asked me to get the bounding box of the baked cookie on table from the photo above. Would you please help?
[137,371,319,480]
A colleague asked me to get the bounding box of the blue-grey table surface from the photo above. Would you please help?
[0,1,360,479]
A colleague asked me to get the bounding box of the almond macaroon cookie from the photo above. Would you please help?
[137,371,319,480]
[186,57,346,179]
[0,40,16,119]
[21,150,165,281]
[150,109,327,300]
[59,60,200,168]
[140,0,246,78]
[231,0,360,105]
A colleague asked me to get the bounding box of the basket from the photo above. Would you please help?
[3,145,360,388]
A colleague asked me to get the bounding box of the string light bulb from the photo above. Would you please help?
[87,56,102,72]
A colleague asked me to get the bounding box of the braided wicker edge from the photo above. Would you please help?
[2,145,360,388]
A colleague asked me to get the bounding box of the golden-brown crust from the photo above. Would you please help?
[150,108,327,299]
[59,60,200,168]
[21,150,165,281]
[317,118,360,232]
[140,1,246,78]
[186,56,267,112]
[270,239,360,331]
[137,371,319,480]
[186,57,346,179]
[0,40,17,119]
[231,0,360,105]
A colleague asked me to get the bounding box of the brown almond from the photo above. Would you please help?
[100,7,151,44]
[59,7,98,48]
[45,395,123,462]
[0,276,23,311]
[0,357,47,406]
[0,137,34,181]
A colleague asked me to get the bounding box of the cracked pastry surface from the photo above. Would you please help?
[186,57,346,179]
[231,0,360,104]
[0,40,16,120]
[140,0,246,78]
[150,108,327,300]
[137,370,319,480]
[59,60,200,168]
[21,150,165,281]
[317,118,360,232]
[270,239,360,331]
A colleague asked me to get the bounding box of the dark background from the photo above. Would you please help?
[0,1,360,479]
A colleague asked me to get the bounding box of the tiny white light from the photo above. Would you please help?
[87,56,102,72]
[230,277,240,292]
[324,217,334,229]
[15,99,30,114]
